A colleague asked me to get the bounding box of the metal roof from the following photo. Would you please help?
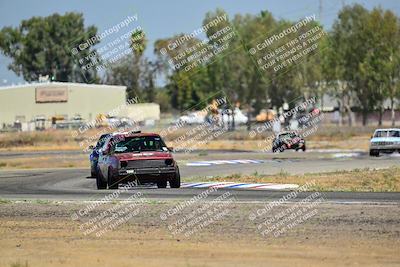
[0,81,126,91]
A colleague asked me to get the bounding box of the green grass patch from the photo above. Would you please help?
[34,199,52,205]
[0,198,12,204]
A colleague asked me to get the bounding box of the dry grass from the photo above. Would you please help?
[160,124,376,141]
[0,125,375,152]
[0,131,69,147]
[0,128,116,151]
[0,126,373,170]
[0,155,88,169]
[208,167,400,192]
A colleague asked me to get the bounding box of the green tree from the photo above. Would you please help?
[154,34,205,110]
[128,29,147,100]
[329,4,375,125]
[104,56,139,100]
[0,12,98,82]
[228,11,276,110]
[104,29,157,103]
[154,4,400,125]
[329,5,400,126]
[104,56,157,103]
[370,9,400,126]
[322,30,347,126]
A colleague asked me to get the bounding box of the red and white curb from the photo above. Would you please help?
[181,182,299,190]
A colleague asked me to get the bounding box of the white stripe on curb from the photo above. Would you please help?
[186,159,264,167]
[181,182,299,190]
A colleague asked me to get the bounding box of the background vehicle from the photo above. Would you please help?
[369,128,400,156]
[89,133,112,177]
[221,107,248,125]
[256,109,276,123]
[96,132,180,189]
[176,111,206,125]
[272,131,306,153]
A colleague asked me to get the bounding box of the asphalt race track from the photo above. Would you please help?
[0,150,399,202]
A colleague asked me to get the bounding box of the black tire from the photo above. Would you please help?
[369,150,379,157]
[91,163,97,177]
[108,168,119,189]
[302,145,306,152]
[96,170,107,190]
[169,167,181,188]
[157,180,167,188]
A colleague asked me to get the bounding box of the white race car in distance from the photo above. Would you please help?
[369,128,400,156]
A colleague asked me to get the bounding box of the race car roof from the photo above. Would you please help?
[278,131,297,135]
[113,132,160,138]
[374,128,400,132]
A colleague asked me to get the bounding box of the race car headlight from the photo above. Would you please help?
[165,159,174,166]
[120,161,127,168]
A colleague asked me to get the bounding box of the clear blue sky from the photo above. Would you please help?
[0,0,399,86]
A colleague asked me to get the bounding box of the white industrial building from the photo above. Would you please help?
[0,82,160,130]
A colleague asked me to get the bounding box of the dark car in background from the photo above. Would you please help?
[96,132,180,189]
[272,131,306,153]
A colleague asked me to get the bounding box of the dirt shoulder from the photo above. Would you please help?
[0,201,399,267]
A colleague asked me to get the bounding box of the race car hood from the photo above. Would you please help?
[114,151,173,161]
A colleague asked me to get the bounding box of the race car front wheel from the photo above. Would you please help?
[369,149,379,157]
[169,167,181,188]
[108,169,119,189]
[96,171,107,190]
[157,180,167,188]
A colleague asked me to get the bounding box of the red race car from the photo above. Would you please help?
[96,131,180,189]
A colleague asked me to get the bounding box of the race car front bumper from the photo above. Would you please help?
[370,143,400,152]
[118,166,176,176]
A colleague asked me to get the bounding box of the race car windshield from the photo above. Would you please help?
[280,133,297,139]
[374,131,388,138]
[114,136,167,153]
